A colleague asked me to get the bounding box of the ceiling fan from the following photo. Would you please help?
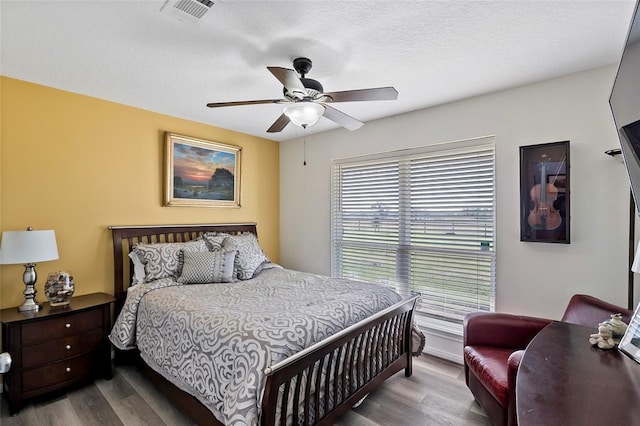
[206,57,398,133]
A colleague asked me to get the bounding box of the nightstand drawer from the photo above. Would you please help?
[22,351,93,393]
[21,309,103,345]
[22,328,104,368]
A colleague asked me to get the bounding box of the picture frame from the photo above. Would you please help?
[618,302,640,364]
[164,132,241,208]
[519,141,570,243]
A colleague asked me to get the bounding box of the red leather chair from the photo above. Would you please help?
[463,294,633,426]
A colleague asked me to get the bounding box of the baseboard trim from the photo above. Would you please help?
[423,346,464,365]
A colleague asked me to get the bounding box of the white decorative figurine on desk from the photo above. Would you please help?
[589,313,628,350]
[606,313,628,339]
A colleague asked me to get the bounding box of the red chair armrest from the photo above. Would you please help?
[507,350,525,426]
[463,312,552,350]
[507,349,524,378]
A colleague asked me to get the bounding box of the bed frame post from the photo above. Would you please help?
[110,228,125,315]
[404,309,416,377]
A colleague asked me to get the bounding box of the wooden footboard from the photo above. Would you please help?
[262,294,419,426]
[110,224,419,426]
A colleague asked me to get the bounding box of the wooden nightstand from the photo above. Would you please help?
[0,292,115,415]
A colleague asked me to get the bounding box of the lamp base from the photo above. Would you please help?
[17,300,42,312]
[18,263,42,312]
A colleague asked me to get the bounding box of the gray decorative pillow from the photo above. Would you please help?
[177,250,237,284]
[201,232,229,251]
[132,240,208,282]
[222,233,270,280]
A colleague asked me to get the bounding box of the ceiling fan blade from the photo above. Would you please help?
[323,87,398,103]
[267,67,307,98]
[266,113,290,133]
[206,99,286,108]
[322,105,363,131]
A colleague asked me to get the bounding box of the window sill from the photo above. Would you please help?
[414,315,463,341]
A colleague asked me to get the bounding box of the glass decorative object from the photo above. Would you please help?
[44,271,74,306]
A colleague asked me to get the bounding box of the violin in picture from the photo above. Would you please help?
[527,154,562,231]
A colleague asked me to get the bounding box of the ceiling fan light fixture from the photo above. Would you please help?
[283,102,325,129]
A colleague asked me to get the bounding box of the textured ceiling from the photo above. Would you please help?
[1,1,637,141]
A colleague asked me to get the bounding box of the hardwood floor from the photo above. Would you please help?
[0,355,489,425]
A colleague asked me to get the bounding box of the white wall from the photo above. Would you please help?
[279,65,631,361]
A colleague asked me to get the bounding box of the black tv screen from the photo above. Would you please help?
[610,1,640,213]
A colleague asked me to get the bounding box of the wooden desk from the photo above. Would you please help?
[517,321,640,425]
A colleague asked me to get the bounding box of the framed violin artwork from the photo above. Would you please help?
[520,141,570,243]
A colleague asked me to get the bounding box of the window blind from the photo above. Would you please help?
[331,137,496,335]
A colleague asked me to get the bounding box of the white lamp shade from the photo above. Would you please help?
[0,230,59,264]
[283,102,325,128]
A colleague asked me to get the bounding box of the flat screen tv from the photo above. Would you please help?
[610,1,640,214]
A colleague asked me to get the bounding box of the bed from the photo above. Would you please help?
[109,223,420,426]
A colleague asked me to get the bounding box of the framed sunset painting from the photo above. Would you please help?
[164,133,241,207]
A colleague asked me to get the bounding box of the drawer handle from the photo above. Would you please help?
[66,367,71,373]
[65,323,71,328]
[65,345,71,350]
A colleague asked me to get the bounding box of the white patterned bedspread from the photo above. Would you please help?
[109,266,401,425]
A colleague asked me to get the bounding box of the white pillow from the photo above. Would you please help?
[128,251,146,285]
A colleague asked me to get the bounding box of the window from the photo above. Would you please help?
[331,136,495,335]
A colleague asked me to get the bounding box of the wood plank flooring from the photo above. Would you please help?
[0,355,489,425]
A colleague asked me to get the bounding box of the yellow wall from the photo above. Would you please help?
[0,77,280,309]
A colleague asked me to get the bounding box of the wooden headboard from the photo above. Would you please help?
[109,223,257,313]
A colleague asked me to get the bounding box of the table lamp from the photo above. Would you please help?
[0,227,59,312]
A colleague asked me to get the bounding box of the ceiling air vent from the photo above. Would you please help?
[161,0,214,23]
